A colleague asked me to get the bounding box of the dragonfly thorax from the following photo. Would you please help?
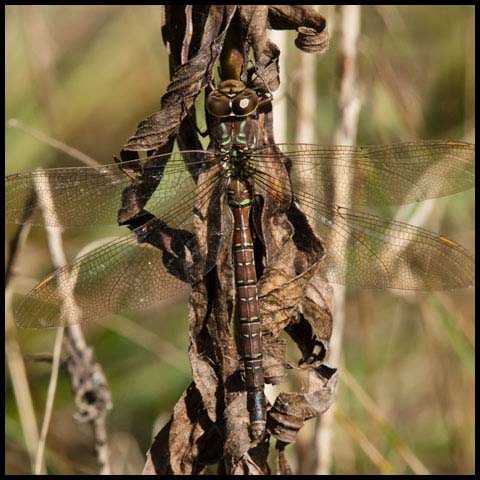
[221,145,255,180]
[207,80,260,156]
[218,118,258,148]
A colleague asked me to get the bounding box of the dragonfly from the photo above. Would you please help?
[6,79,475,439]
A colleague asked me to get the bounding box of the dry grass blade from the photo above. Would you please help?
[34,326,64,474]
[335,408,393,474]
[5,303,43,473]
[5,181,42,472]
[100,315,190,374]
[341,368,431,475]
[7,119,99,168]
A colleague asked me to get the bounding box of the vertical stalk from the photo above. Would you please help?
[294,48,316,144]
[293,15,318,476]
[270,29,288,143]
[312,5,362,475]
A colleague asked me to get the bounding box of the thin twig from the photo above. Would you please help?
[181,5,193,65]
[34,167,112,474]
[8,25,108,471]
[62,324,112,475]
[32,172,69,474]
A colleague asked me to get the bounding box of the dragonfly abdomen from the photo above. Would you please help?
[227,177,266,439]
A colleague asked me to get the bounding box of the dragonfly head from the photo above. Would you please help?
[206,79,259,118]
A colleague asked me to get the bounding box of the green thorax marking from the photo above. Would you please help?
[219,119,257,150]
[235,120,247,145]
[220,123,231,146]
[229,197,252,207]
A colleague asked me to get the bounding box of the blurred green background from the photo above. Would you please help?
[5,5,474,475]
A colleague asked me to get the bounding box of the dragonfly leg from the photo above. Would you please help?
[181,96,209,138]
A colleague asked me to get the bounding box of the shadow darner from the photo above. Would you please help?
[6,78,475,439]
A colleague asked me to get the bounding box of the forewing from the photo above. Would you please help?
[251,141,474,206]
[6,150,212,227]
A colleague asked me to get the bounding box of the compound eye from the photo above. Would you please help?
[206,91,232,117]
[232,89,259,117]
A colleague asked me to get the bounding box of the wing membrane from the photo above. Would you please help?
[250,141,474,206]
[10,140,475,328]
[14,233,188,328]
[13,170,228,328]
[254,170,474,291]
[6,150,214,227]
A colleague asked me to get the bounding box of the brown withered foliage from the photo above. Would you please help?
[116,6,337,475]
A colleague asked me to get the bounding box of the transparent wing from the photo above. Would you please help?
[13,169,228,328]
[14,232,188,328]
[6,150,214,227]
[254,170,474,291]
[250,141,474,206]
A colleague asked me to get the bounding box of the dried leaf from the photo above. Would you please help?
[268,366,338,444]
[144,383,220,475]
[262,337,287,385]
[268,5,329,54]
[275,441,293,475]
[139,6,334,474]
